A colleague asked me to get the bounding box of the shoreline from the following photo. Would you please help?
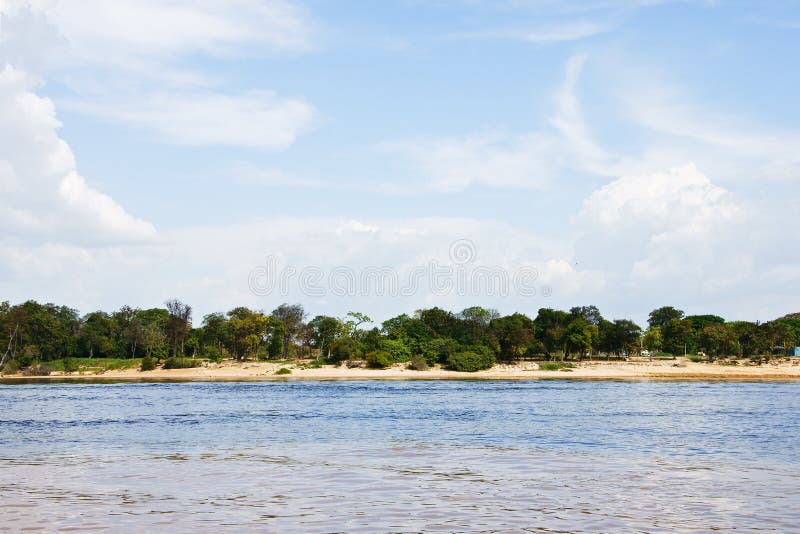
[3,359,800,382]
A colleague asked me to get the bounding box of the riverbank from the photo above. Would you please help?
[3,358,800,381]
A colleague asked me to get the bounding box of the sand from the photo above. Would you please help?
[5,358,800,381]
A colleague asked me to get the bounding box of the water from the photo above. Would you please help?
[1,380,799,532]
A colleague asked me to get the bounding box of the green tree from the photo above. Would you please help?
[267,321,285,359]
[569,305,603,326]
[642,327,662,352]
[648,306,685,328]
[490,313,535,361]
[534,308,570,358]
[79,311,116,359]
[309,315,343,359]
[697,323,737,359]
[662,319,694,355]
[378,338,413,363]
[329,337,362,363]
[271,303,306,359]
[564,318,594,358]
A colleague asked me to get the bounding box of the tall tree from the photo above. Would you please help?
[648,306,685,328]
[569,305,603,326]
[490,313,535,361]
[271,303,306,359]
[164,299,192,357]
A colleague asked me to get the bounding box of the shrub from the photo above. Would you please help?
[308,359,324,368]
[140,356,157,371]
[366,350,393,369]
[379,339,413,363]
[1,361,20,375]
[23,363,52,376]
[408,354,429,371]
[538,361,574,371]
[204,346,225,364]
[687,354,707,363]
[421,338,459,365]
[275,367,292,375]
[446,351,495,372]
[163,357,201,369]
[329,337,362,364]
[62,356,79,373]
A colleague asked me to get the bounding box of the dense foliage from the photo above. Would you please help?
[1,299,799,375]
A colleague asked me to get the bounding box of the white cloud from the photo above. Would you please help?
[0,65,156,245]
[572,163,751,302]
[383,131,564,192]
[620,87,800,183]
[62,90,317,150]
[523,20,613,42]
[1,0,312,69]
[0,215,592,320]
[381,54,610,192]
[0,0,317,150]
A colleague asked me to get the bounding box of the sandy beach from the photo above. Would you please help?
[5,359,800,381]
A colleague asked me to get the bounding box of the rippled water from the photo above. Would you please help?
[1,380,799,532]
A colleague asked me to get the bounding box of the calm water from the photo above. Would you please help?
[1,380,799,532]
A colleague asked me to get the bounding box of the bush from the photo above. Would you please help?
[204,346,225,364]
[366,350,393,369]
[687,354,707,363]
[379,339,413,363]
[421,338,459,365]
[538,361,574,371]
[446,351,495,372]
[62,356,79,373]
[140,356,157,371]
[275,367,292,375]
[163,357,202,369]
[1,361,20,375]
[328,337,362,364]
[23,363,52,376]
[408,354,429,371]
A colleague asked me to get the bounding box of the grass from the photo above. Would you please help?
[538,361,575,371]
[275,367,292,375]
[48,358,142,373]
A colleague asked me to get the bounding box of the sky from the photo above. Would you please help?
[1,0,799,326]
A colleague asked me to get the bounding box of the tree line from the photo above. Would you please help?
[1,300,799,373]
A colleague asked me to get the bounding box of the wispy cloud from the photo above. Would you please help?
[63,90,317,150]
[522,20,614,42]
[1,0,318,150]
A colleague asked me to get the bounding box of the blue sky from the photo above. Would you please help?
[1,0,799,325]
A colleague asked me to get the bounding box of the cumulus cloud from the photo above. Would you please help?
[572,163,752,307]
[0,215,592,320]
[0,65,156,244]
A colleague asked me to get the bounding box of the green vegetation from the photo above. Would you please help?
[0,299,797,376]
[162,357,202,369]
[446,350,495,372]
[275,367,292,375]
[408,354,429,371]
[365,350,392,369]
[538,361,575,371]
